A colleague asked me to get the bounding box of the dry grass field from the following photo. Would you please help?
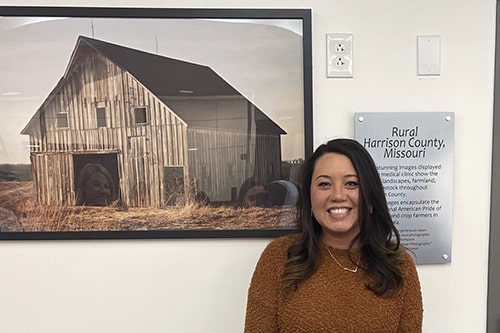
[0,181,299,233]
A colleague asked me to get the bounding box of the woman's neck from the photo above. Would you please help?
[320,233,360,250]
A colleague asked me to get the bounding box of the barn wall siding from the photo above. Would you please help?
[188,128,282,203]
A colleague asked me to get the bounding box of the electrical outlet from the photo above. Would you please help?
[327,33,353,78]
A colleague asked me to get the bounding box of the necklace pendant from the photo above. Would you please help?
[343,266,358,273]
[326,247,360,273]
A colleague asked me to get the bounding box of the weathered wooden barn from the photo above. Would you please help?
[21,36,286,207]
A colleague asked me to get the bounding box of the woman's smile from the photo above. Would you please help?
[327,206,351,218]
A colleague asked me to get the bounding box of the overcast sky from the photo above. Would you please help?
[0,15,304,164]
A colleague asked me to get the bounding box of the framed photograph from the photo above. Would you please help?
[0,6,313,240]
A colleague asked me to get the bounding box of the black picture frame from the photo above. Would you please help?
[0,6,313,240]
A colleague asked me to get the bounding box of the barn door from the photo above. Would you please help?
[72,153,119,206]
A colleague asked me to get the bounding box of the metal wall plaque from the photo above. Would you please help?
[354,112,454,264]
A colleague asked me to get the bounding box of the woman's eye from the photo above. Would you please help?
[318,182,330,188]
[345,181,358,188]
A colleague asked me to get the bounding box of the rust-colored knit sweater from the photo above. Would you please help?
[244,234,423,333]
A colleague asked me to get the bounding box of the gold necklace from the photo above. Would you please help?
[326,247,361,273]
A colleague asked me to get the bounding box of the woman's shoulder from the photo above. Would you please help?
[266,232,301,250]
[251,233,300,278]
[259,232,301,260]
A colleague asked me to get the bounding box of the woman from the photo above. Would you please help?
[76,163,115,206]
[244,138,423,332]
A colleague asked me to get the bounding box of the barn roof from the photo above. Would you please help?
[75,36,241,98]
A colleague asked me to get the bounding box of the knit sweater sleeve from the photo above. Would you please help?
[244,235,295,333]
[398,250,424,333]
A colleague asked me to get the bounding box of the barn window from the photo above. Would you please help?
[134,107,148,124]
[56,113,69,128]
[96,107,107,127]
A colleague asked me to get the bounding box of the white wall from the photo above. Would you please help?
[0,0,496,332]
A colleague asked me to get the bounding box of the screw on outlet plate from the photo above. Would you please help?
[327,33,353,78]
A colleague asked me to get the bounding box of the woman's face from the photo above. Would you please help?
[84,172,111,206]
[310,152,360,249]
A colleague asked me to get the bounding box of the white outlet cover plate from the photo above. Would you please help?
[327,33,353,78]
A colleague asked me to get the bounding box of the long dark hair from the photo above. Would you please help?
[282,138,404,297]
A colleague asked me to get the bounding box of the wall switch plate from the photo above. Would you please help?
[327,33,353,78]
[417,35,440,76]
